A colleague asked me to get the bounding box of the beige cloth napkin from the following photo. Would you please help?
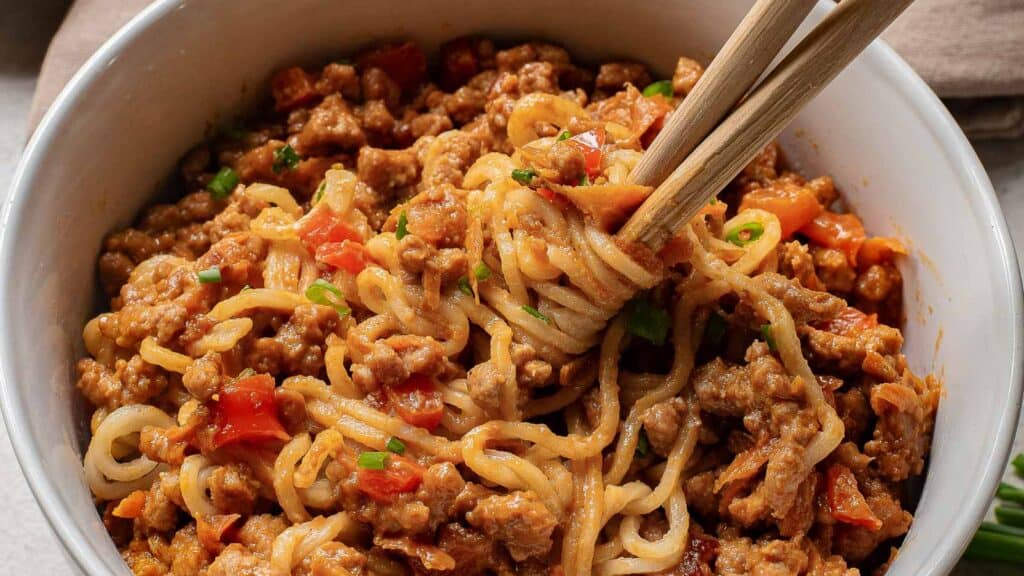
[27,0,1024,139]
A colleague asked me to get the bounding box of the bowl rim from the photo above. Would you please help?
[1,1,1021,574]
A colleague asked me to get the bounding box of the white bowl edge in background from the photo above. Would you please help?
[1,1,1020,575]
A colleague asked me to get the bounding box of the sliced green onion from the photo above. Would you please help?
[522,305,550,323]
[579,173,590,186]
[996,506,1024,528]
[557,130,572,141]
[357,451,389,470]
[511,168,537,185]
[314,181,326,204]
[473,262,491,282]
[272,144,300,173]
[305,278,350,316]
[709,197,718,205]
[625,298,670,346]
[705,313,726,347]
[760,323,777,351]
[965,522,1024,563]
[725,222,766,247]
[998,482,1024,505]
[635,432,649,457]
[386,437,406,454]
[396,211,409,240]
[1013,453,1024,477]
[207,167,239,200]
[641,80,673,98]
[197,267,222,284]
[457,276,474,297]
[236,367,256,379]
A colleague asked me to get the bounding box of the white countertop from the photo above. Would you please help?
[1,2,1022,574]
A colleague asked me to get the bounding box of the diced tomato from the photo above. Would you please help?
[826,464,883,531]
[111,490,147,519]
[386,373,444,431]
[271,67,318,112]
[197,514,241,554]
[658,235,693,267]
[297,207,364,255]
[799,211,866,265]
[739,184,824,239]
[567,129,606,180]
[819,307,878,336]
[210,374,290,449]
[356,454,426,503]
[316,240,368,275]
[536,187,572,209]
[356,41,428,94]
[858,236,907,269]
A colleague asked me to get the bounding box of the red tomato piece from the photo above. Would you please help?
[111,490,147,519]
[568,129,607,180]
[316,240,368,275]
[819,307,878,336]
[210,374,290,449]
[356,41,428,94]
[197,514,241,554]
[356,454,426,503]
[826,464,883,531]
[739,184,824,239]
[386,373,444,431]
[858,236,907,269]
[297,207,364,255]
[271,67,318,112]
[799,211,866,265]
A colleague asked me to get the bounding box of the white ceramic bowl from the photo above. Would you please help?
[2,0,1021,574]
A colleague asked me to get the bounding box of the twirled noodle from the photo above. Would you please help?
[180,454,220,518]
[84,404,174,499]
[139,336,192,373]
[192,318,253,355]
[208,288,308,321]
[269,512,363,576]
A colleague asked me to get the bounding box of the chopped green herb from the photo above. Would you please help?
[305,278,350,316]
[272,144,300,173]
[511,168,537,185]
[197,267,222,284]
[314,181,326,204]
[625,298,670,346]
[357,451,389,470]
[386,437,407,454]
[725,222,766,247]
[1014,453,1024,477]
[996,506,1024,529]
[396,211,409,240]
[998,482,1024,505]
[705,313,727,347]
[641,80,673,98]
[237,367,256,379]
[579,173,590,186]
[557,130,572,141]
[522,305,550,323]
[457,276,474,296]
[709,197,718,205]
[635,432,649,457]
[760,323,777,351]
[207,167,239,200]
[473,262,491,282]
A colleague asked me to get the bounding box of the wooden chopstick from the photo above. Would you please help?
[630,0,818,188]
[618,0,916,251]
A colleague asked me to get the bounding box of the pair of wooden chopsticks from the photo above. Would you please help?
[618,0,916,250]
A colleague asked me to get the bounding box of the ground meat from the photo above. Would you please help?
[122,548,168,576]
[444,70,496,125]
[516,61,560,94]
[832,477,912,562]
[465,490,558,562]
[409,112,455,139]
[309,542,367,575]
[76,356,169,410]
[403,185,468,247]
[236,514,288,556]
[437,523,501,575]
[595,62,651,91]
[181,351,222,401]
[836,386,873,443]
[466,360,505,412]
[776,241,823,291]
[415,462,466,529]
[206,543,270,576]
[387,334,450,377]
[139,424,190,466]
[715,537,808,576]
[274,387,309,435]
[546,140,587,184]
[316,62,361,100]
[247,304,339,376]
[297,94,367,154]
[672,57,704,96]
[208,463,261,515]
[692,343,800,419]
[361,67,401,110]
[356,146,420,200]
[864,369,940,482]
[99,251,136,296]
[355,340,409,389]
[746,272,846,325]
[358,99,396,146]
[640,397,688,456]
[813,247,857,294]
[137,481,179,534]
[799,323,903,375]
[168,523,210,576]
[420,133,482,189]
[684,470,720,520]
